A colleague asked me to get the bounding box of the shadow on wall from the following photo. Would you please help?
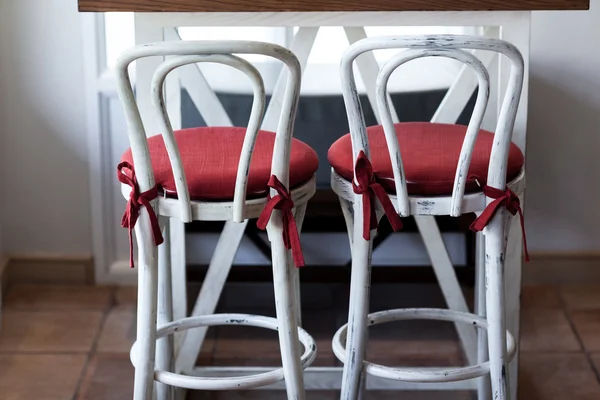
[525,73,600,251]
[0,0,92,255]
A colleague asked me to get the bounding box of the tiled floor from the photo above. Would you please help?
[1,283,600,399]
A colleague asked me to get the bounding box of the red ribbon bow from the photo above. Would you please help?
[117,162,164,268]
[257,175,305,268]
[353,151,403,241]
[470,185,529,262]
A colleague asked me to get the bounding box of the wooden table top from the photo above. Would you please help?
[79,0,589,12]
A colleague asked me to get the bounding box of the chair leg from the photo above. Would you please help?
[340,200,373,400]
[270,213,306,400]
[475,231,492,400]
[293,203,308,327]
[485,212,510,400]
[133,215,160,400]
[156,218,174,400]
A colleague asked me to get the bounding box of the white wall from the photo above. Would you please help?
[0,0,598,262]
[0,0,91,256]
[526,2,600,252]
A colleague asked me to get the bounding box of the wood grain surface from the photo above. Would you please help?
[79,0,589,12]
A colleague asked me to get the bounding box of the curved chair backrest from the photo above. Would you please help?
[115,41,302,223]
[340,35,524,217]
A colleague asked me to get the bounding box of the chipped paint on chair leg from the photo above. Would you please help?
[340,198,373,400]
[156,218,174,400]
[475,230,492,400]
[270,211,307,400]
[133,212,160,400]
[292,203,308,327]
[484,210,510,400]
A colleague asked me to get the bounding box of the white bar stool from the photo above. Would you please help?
[114,41,318,400]
[327,35,527,400]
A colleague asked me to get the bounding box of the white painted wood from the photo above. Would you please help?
[431,27,498,126]
[262,27,319,132]
[334,34,525,399]
[331,169,525,217]
[332,308,516,382]
[164,28,234,127]
[475,231,492,400]
[341,31,485,378]
[376,48,490,217]
[340,199,373,400]
[271,210,306,399]
[131,314,316,390]
[119,175,316,222]
[168,218,186,354]
[292,203,308,327]
[498,16,530,400]
[175,219,246,374]
[113,12,530,397]
[133,209,160,400]
[414,216,477,365]
[133,15,165,135]
[344,27,399,124]
[136,11,528,28]
[190,366,478,390]
[156,218,174,400]
[89,9,531,289]
[151,53,266,223]
[164,30,182,132]
[115,39,316,398]
[484,211,510,400]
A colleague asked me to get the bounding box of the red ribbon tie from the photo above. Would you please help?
[257,175,305,268]
[353,151,403,241]
[470,185,529,262]
[117,162,164,268]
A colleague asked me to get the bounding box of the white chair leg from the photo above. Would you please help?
[169,218,187,349]
[270,216,306,400]
[475,231,492,400]
[156,218,174,400]
[293,203,308,327]
[340,200,373,400]
[485,212,510,400]
[133,216,160,400]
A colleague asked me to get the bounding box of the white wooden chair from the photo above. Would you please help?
[114,41,318,400]
[328,35,527,400]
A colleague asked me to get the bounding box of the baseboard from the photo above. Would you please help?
[4,254,94,286]
[523,253,600,285]
[2,251,598,288]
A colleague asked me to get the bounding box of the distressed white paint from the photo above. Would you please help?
[332,308,516,381]
[130,314,316,390]
[334,34,525,400]
[134,11,529,28]
[115,40,316,399]
[156,218,174,400]
[190,367,477,391]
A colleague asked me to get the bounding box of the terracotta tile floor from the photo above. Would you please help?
[2,283,600,399]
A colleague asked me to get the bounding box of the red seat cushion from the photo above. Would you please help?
[121,127,319,201]
[328,122,524,196]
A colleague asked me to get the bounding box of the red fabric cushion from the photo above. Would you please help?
[328,122,524,196]
[121,127,319,201]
